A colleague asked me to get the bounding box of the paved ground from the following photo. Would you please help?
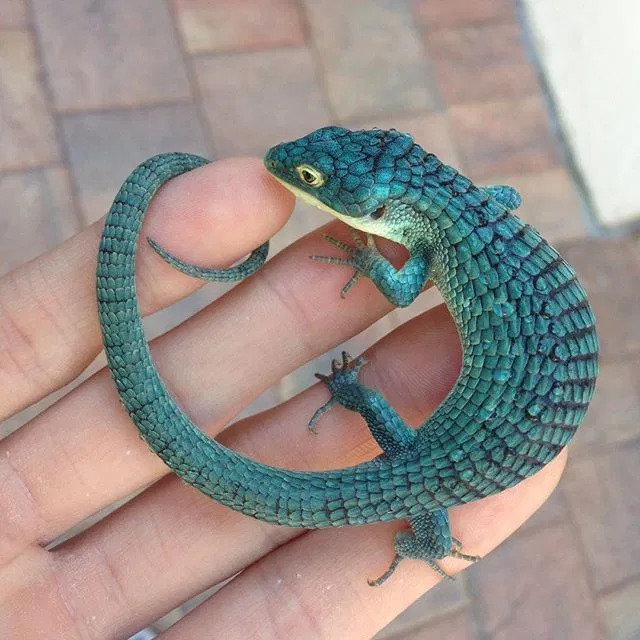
[1,1,639,639]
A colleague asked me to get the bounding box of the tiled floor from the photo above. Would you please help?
[0,1,638,639]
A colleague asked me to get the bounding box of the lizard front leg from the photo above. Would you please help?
[311,229,430,307]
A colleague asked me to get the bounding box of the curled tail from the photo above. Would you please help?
[98,153,446,528]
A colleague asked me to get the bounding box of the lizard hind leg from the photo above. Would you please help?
[309,351,416,459]
[368,509,480,587]
[308,351,368,432]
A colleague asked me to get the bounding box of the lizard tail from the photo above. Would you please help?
[97,153,445,528]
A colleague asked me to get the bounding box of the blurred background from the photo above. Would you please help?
[1,1,638,638]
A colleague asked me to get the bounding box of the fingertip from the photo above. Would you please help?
[143,157,295,268]
[132,157,295,312]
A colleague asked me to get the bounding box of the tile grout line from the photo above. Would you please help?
[406,0,446,113]
[0,163,64,177]
[557,478,613,640]
[595,573,640,600]
[165,0,219,160]
[560,432,640,640]
[188,41,310,59]
[287,0,338,404]
[53,96,196,118]
[24,0,84,231]
[295,0,339,125]
[407,1,546,181]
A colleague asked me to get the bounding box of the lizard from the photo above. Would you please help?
[97,126,598,585]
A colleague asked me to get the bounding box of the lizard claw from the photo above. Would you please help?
[340,272,362,298]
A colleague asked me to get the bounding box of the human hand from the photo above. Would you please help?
[0,158,566,639]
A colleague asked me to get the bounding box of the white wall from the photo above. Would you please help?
[523,0,640,226]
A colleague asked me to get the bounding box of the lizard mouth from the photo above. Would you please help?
[270,175,341,217]
[269,174,399,241]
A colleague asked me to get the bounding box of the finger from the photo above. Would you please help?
[0,303,460,639]
[0,157,292,420]
[0,221,403,562]
[161,454,566,640]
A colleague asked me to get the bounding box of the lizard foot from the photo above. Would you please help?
[368,510,480,586]
[310,229,383,298]
[308,351,368,432]
[450,536,480,562]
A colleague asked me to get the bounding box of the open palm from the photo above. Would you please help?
[0,158,565,639]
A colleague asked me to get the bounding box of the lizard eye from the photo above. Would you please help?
[296,164,324,188]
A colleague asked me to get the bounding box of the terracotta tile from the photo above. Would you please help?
[558,237,640,360]
[413,0,516,29]
[194,49,330,158]
[598,579,640,640]
[60,104,211,223]
[173,0,304,53]
[377,577,468,638]
[0,31,58,170]
[572,358,640,454]
[468,522,601,639]
[379,609,475,640]
[0,0,28,28]
[31,0,191,111]
[426,24,539,104]
[482,168,588,244]
[562,443,640,592]
[449,97,560,177]
[347,112,461,167]
[303,0,438,120]
[0,168,79,276]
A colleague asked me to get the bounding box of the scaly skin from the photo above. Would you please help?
[97,127,598,584]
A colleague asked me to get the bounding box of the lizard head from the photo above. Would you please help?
[264,126,428,245]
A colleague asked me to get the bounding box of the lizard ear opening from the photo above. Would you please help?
[370,205,386,220]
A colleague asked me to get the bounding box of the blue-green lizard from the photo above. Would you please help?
[97,126,598,585]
